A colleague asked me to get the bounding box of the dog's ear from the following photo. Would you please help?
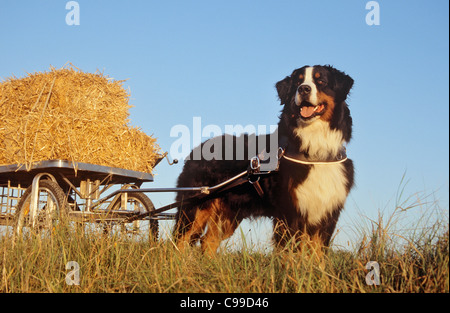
[325,66,354,101]
[275,76,292,105]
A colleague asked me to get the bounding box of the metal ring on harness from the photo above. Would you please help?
[248,174,263,197]
[248,175,260,184]
[250,156,260,171]
[277,147,285,160]
[249,156,261,183]
[248,156,264,197]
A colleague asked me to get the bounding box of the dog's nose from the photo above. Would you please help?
[298,84,311,95]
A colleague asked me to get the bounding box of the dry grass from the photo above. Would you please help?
[0,204,447,293]
[0,161,447,293]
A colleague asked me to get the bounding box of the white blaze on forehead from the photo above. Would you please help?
[302,67,319,104]
[296,66,319,105]
[302,67,314,86]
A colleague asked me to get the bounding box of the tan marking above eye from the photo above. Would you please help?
[299,74,304,80]
[314,72,321,78]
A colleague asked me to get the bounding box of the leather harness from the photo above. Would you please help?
[248,136,348,197]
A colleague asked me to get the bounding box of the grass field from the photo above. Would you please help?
[0,202,448,293]
[1,178,448,294]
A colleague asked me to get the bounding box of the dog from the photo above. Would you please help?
[173,65,355,255]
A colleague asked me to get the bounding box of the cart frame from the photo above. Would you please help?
[0,154,277,235]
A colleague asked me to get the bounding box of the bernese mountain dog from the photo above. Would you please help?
[173,65,355,255]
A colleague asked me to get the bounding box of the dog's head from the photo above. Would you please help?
[276,65,354,127]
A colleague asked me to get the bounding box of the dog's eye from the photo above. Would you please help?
[317,79,327,86]
[296,81,301,86]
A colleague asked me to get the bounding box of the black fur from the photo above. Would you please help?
[173,65,355,253]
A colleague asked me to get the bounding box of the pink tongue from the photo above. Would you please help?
[300,106,316,118]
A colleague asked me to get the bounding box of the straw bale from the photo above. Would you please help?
[0,65,161,173]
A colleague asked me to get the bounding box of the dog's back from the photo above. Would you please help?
[173,133,278,253]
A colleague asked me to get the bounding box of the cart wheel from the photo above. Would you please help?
[112,192,159,240]
[15,180,68,236]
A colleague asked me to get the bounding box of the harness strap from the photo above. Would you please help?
[282,154,348,165]
[248,155,266,197]
[250,179,265,197]
[278,136,348,165]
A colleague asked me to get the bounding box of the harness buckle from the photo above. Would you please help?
[250,156,260,171]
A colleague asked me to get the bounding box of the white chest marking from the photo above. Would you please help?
[290,92,349,225]
[294,120,344,160]
[292,162,348,226]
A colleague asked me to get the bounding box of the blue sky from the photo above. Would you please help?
[1,0,448,249]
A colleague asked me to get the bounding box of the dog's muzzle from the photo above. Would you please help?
[295,84,325,120]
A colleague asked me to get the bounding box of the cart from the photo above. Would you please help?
[0,154,277,238]
[0,158,163,238]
